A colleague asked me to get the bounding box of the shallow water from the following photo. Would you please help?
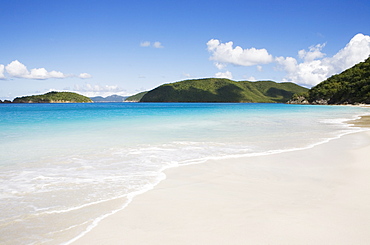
[0,103,369,244]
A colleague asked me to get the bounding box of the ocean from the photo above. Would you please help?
[0,103,369,244]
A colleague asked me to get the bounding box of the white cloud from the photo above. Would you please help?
[215,71,233,79]
[0,65,5,79]
[276,33,370,86]
[5,60,29,78]
[298,43,326,62]
[207,39,273,69]
[2,60,90,80]
[215,62,226,70]
[29,68,60,79]
[325,33,370,74]
[140,41,164,48]
[49,70,66,78]
[153,41,164,48]
[140,41,151,47]
[78,73,92,79]
[276,57,328,86]
[247,76,257,81]
[6,60,67,79]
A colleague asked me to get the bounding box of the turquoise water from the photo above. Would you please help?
[0,103,369,244]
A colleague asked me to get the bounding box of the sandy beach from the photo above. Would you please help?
[71,123,370,244]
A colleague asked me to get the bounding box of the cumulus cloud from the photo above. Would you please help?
[207,39,273,68]
[5,60,67,79]
[0,65,5,79]
[298,43,326,62]
[78,73,92,79]
[327,33,370,73]
[1,60,91,80]
[5,60,29,78]
[215,71,233,79]
[276,33,370,86]
[28,68,67,79]
[140,41,164,48]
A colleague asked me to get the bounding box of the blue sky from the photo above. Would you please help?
[1,0,370,100]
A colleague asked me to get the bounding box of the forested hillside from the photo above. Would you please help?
[13,92,93,103]
[129,78,308,103]
[307,57,370,104]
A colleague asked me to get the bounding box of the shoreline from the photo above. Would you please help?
[70,116,370,245]
[350,115,370,127]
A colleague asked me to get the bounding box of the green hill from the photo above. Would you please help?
[125,91,148,102]
[13,91,93,103]
[136,78,308,103]
[306,57,370,104]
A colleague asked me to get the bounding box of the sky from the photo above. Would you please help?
[1,0,370,100]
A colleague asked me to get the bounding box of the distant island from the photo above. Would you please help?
[0,100,12,103]
[289,56,370,105]
[90,95,128,102]
[126,79,308,103]
[12,91,93,103]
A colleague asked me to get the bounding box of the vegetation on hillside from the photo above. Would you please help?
[288,56,370,105]
[136,78,308,103]
[125,91,148,102]
[13,91,93,103]
[307,57,370,104]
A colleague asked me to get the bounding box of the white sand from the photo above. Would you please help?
[71,131,370,245]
